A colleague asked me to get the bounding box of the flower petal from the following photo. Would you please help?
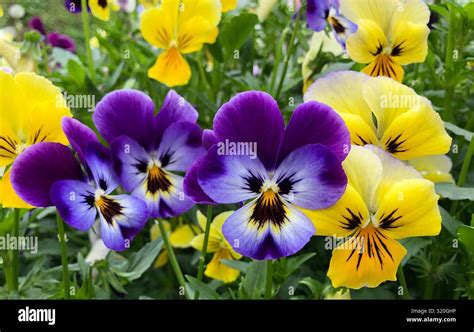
[197,145,268,204]
[183,156,216,204]
[148,48,192,87]
[408,155,454,183]
[89,0,110,21]
[306,0,330,31]
[154,90,198,146]
[274,144,347,210]
[278,101,350,162]
[0,169,34,208]
[212,91,285,170]
[202,129,218,150]
[205,249,240,283]
[10,142,83,207]
[169,224,201,248]
[345,19,387,64]
[327,227,407,289]
[85,142,120,194]
[222,197,315,260]
[50,179,97,231]
[93,89,156,150]
[156,121,206,172]
[62,117,99,163]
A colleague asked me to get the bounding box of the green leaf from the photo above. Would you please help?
[436,183,474,201]
[399,237,432,265]
[439,206,464,236]
[458,225,474,258]
[444,122,473,141]
[220,13,258,54]
[220,259,249,273]
[67,59,86,87]
[110,238,163,282]
[105,61,125,90]
[240,260,267,299]
[286,253,316,275]
[298,277,323,299]
[185,276,220,299]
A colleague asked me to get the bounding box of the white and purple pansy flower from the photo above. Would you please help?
[10,118,149,252]
[307,0,357,49]
[184,91,350,260]
[93,89,206,218]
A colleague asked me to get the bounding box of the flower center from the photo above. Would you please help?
[147,163,172,195]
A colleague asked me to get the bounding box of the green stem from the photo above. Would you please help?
[10,209,20,293]
[269,27,290,93]
[274,4,302,100]
[265,260,273,299]
[56,213,71,299]
[450,137,474,215]
[424,252,440,299]
[81,0,95,82]
[194,205,213,300]
[157,219,187,298]
[397,265,410,299]
[444,6,456,122]
[196,51,212,100]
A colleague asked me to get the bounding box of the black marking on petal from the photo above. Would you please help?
[329,16,346,34]
[98,0,108,9]
[371,41,384,56]
[135,159,148,174]
[160,151,172,168]
[99,179,108,191]
[356,134,371,146]
[277,173,299,196]
[375,230,394,262]
[96,196,123,224]
[391,41,405,57]
[147,166,172,194]
[340,208,363,230]
[379,209,402,229]
[84,194,96,208]
[244,172,264,194]
[250,191,287,229]
[385,134,407,154]
[0,136,18,156]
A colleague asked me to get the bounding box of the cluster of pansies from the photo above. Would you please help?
[1,0,468,297]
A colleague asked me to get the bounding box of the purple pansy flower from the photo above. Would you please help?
[184,91,350,260]
[64,0,90,13]
[307,0,357,48]
[93,89,206,218]
[29,16,46,35]
[11,118,149,251]
[47,32,76,53]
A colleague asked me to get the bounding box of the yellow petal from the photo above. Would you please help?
[328,227,407,289]
[341,145,382,211]
[205,249,240,283]
[89,0,111,21]
[305,184,370,238]
[375,179,441,240]
[346,19,387,64]
[140,3,178,49]
[362,55,404,82]
[390,0,430,25]
[179,0,221,28]
[190,233,221,253]
[148,48,191,87]
[340,0,398,30]
[196,209,207,230]
[220,0,237,12]
[0,39,36,73]
[362,76,427,135]
[169,224,201,248]
[154,250,169,268]
[390,22,429,66]
[210,211,233,233]
[304,71,376,138]
[380,102,452,160]
[408,155,454,183]
[178,19,218,54]
[0,168,33,208]
[340,113,379,146]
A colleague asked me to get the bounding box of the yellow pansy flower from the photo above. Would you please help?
[220,0,237,12]
[89,0,112,21]
[304,71,452,162]
[191,210,242,284]
[305,145,441,289]
[140,0,221,87]
[340,0,430,82]
[0,39,36,73]
[150,219,201,268]
[0,71,72,208]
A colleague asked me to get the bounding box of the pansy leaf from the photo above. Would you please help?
[444,122,473,141]
[458,225,474,259]
[110,238,163,282]
[185,276,221,300]
[274,253,316,282]
[436,183,474,201]
[439,206,464,237]
[399,237,432,266]
[220,259,249,273]
[298,277,324,299]
[239,260,267,299]
[220,13,258,55]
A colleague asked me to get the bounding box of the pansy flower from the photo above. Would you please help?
[64,0,90,13]
[307,0,357,49]
[339,0,430,81]
[191,210,242,283]
[11,118,149,251]
[0,71,71,208]
[140,0,221,87]
[306,145,441,289]
[304,71,452,164]
[184,91,350,260]
[93,89,206,218]
[29,16,76,53]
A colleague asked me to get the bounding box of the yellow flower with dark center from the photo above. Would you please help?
[340,0,430,82]
[140,0,221,87]
[305,71,452,161]
[191,210,242,283]
[0,71,71,208]
[89,0,111,21]
[305,145,441,289]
